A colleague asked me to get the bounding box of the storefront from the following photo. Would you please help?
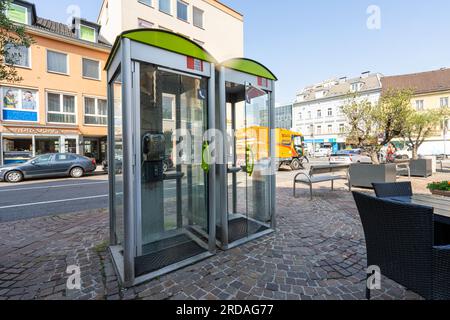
[0,126,81,165]
[81,136,107,163]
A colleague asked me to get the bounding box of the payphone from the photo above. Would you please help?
[142,132,166,183]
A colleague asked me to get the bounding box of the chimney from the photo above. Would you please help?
[361,71,370,78]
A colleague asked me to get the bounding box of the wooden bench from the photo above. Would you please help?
[293,164,351,200]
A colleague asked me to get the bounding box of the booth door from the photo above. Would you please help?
[136,63,209,277]
[243,84,272,237]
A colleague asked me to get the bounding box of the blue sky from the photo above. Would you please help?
[31,0,450,105]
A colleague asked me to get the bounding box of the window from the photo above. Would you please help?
[177,0,188,21]
[327,125,333,133]
[55,154,76,162]
[47,50,68,74]
[6,3,28,24]
[440,97,449,108]
[84,97,107,125]
[339,124,345,133]
[79,25,96,42]
[327,108,333,117]
[415,100,424,111]
[138,18,154,28]
[351,82,363,92]
[1,86,38,122]
[316,126,322,135]
[82,58,100,80]
[4,43,30,68]
[298,112,302,120]
[34,154,52,164]
[159,0,171,14]
[138,0,153,6]
[193,6,204,28]
[47,92,76,124]
[308,111,312,119]
[317,109,322,118]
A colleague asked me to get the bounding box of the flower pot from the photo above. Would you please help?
[404,159,433,178]
[430,189,450,197]
[349,163,397,188]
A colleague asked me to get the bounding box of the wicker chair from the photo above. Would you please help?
[353,191,450,300]
[372,182,413,198]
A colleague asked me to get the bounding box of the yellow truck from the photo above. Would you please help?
[236,127,306,171]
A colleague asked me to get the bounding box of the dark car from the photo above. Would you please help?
[102,155,174,173]
[0,153,97,183]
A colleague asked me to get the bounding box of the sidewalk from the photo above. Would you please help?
[1,171,446,300]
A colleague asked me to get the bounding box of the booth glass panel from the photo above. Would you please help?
[137,62,209,277]
[111,71,124,246]
[244,85,272,236]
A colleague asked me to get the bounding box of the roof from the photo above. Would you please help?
[296,73,382,103]
[34,17,111,47]
[381,68,450,95]
[105,29,217,70]
[221,58,277,81]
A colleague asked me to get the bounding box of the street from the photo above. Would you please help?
[0,175,109,223]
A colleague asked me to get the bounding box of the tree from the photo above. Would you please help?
[0,0,33,82]
[342,89,413,164]
[402,109,445,159]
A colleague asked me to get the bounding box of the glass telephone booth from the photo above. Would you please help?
[106,30,277,287]
[106,30,217,286]
[216,59,278,249]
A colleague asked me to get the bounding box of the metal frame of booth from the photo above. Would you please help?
[106,29,277,287]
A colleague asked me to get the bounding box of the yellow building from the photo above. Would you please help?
[0,0,111,165]
[382,68,450,155]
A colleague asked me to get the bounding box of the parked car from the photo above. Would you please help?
[102,155,174,173]
[0,153,97,183]
[329,149,372,164]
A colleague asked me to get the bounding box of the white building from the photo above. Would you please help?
[97,0,244,61]
[292,72,383,154]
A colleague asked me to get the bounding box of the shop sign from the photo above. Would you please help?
[4,127,79,135]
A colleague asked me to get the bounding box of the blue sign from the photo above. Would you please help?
[3,109,38,122]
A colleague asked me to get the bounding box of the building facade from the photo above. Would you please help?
[0,0,111,165]
[275,104,292,130]
[382,68,450,156]
[97,0,244,62]
[292,72,383,153]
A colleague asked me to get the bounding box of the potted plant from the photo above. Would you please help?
[400,108,446,177]
[427,181,450,197]
[343,90,412,188]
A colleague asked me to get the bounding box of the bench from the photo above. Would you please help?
[438,160,450,172]
[293,164,351,200]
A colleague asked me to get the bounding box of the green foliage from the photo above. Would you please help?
[0,0,34,82]
[427,181,450,192]
[342,89,413,164]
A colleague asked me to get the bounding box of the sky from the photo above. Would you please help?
[31,0,450,105]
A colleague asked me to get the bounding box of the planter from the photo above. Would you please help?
[430,189,450,197]
[349,163,397,188]
[406,159,433,178]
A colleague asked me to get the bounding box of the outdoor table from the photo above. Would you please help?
[387,194,450,244]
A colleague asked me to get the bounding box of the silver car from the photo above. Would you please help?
[0,153,97,183]
[329,149,372,164]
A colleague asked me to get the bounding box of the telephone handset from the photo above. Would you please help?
[142,132,166,183]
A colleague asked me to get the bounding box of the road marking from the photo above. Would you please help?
[0,195,109,210]
[0,181,108,193]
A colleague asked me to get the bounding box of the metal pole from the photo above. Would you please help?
[270,84,277,230]
[207,63,217,253]
[107,69,116,246]
[218,66,228,248]
[121,38,135,286]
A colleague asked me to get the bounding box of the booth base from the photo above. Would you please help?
[135,234,207,277]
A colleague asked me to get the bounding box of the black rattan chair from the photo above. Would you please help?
[353,191,450,300]
[372,182,413,198]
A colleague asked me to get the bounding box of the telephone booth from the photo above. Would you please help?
[216,58,278,249]
[106,29,217,286]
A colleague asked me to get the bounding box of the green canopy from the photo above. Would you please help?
[105,29,217,70]
[221,58,277,81]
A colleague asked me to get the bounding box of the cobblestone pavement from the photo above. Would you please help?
[0,170,448,300]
